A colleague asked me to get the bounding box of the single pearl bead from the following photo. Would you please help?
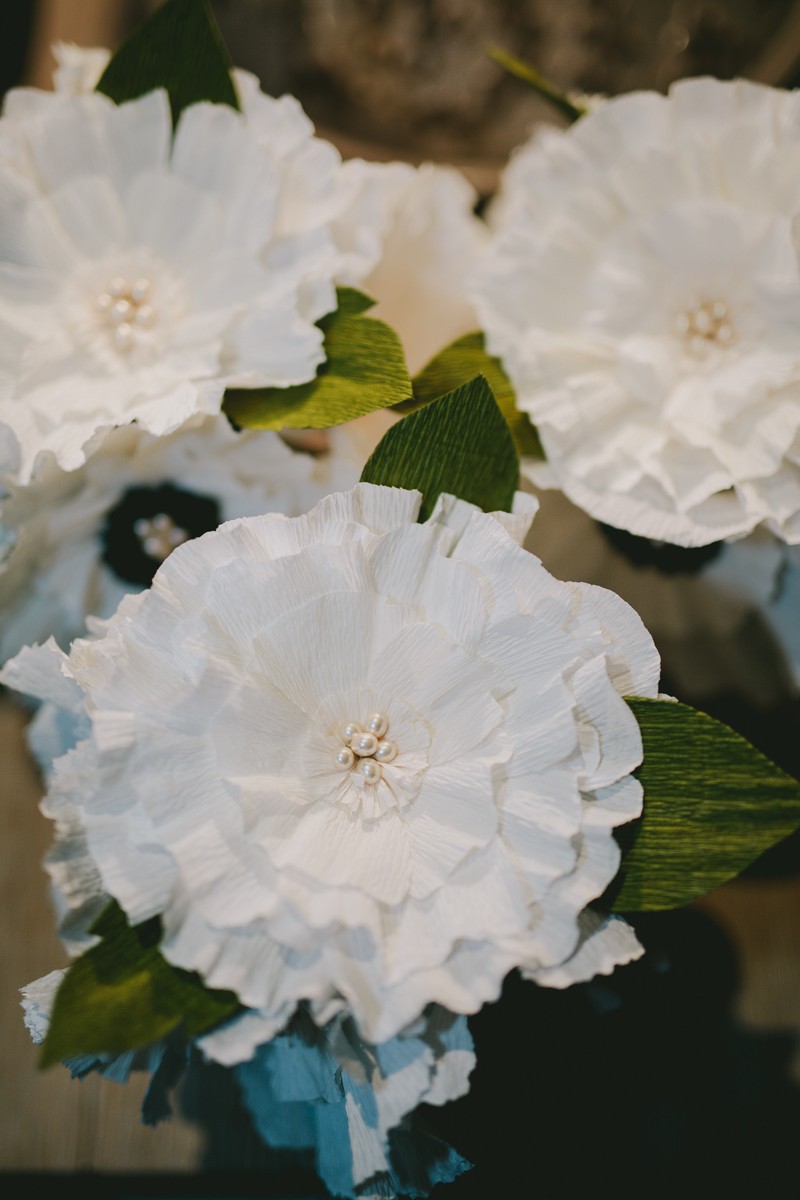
[341,722,362,746]
[375,739,398,763]
[131,278,151,303]
[96,292,113,312]
[351,731,379,758]
[113,322,133,350]
[365,712,389,738]
[356,758,382,784]
[109,276,128,297]
[111,298,132,324]
[335,746,355,771]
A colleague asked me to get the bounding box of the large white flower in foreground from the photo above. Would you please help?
[0,74,366,483]
[3,483,659,1044]
[0,414,360,665]
[472,77,800,547]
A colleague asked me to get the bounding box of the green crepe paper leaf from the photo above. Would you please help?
[40,901,241,1067]
[96,0,239,127]
[223,288,413,431]
[485,45,586,124]
[398,332,544,462]
[360,374,519,522]
[608,697,800,912]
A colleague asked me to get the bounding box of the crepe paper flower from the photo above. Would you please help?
[524,486,790,704]
[3,481,662,1050]
[334,159,489,374]
[0,414,361,666]
[0,71,378,484]
[471,76,800,548]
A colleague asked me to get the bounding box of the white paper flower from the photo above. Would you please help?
[523,485,789,703]
[0,414,361,665]
[472,77,800,547]
[0,74,370,483]
[333,159,489,373]
[3,483,659,1045]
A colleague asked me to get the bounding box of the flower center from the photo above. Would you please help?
[674,297,735,356]
[334,712,399,786]
[95,275,156,352]
[132,513,189,561]
[101,483,221,585]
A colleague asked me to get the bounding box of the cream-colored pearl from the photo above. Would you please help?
[335,746,355,770]
[374,739,398,763]
[365,712,389,738]
[356,758,382,784]
[113,323,133,350]
[351,731,379,758]
[109,276,128,297]
[111,298,132,324]
[131,278,151,303]
[341,722,362,746]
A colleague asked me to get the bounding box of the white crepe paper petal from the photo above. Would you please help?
[472,77,800,547]
[525,910,645,988]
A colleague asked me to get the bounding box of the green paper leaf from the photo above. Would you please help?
[361,374,519,522]
[609,697,800,912]
[40,901,241,1067]
[223,288,412,431]
[96,0,239,126]
[400,332,544,461]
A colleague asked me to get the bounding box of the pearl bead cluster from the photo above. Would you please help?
[335,712,398,785]
[96,276,155,351]
[132,513,189,561]
[674,297,735,355]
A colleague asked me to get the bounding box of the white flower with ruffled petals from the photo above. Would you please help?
[472,77,800,548]
[2,483,659,1045]
[0,415,361,665]
[0,74,370,483]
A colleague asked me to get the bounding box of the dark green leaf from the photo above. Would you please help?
[40,901,241,1067]
[223,288,412,431]
[361,374,519,522]
[609,697,800,912]
[400,331,544,461]
[96,0,239,127]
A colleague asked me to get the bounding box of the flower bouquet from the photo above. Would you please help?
[2,2,800,1197]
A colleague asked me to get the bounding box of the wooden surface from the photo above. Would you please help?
[2,688,800,1174]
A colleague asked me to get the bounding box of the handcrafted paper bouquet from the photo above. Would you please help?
[3,3,800,1198]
